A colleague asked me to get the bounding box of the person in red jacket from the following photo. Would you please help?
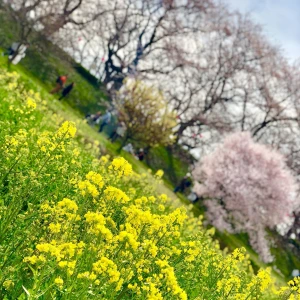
[50,75,68,94]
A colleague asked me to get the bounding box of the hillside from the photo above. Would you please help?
[0,10,191,186]
[0,56,299,299]
[0,12,300,283]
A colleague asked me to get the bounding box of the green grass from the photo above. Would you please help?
[1,44,297,285]
[0,53,177,203]
[0,12,107,114]
[0,12,299,285]
[0,11,192,185]
[0,64,294,299]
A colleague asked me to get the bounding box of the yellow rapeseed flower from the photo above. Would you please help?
[104,186,130,204]
[56,121,77,139]
[49,223,61,233]
[109,157,133,177]
[155,170,164,179]
[86,171,104,188]
[26,97,37,110]
[54,277,64,286]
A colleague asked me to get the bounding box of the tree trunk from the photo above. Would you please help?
[166,145,178,185]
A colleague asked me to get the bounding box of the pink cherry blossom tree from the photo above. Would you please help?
[193,132,297,262]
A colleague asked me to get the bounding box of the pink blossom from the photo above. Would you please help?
[193,132,297,262]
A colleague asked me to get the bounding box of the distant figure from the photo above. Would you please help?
[136,148,145,161]
[123,143,134,155]
[4,42,29,65]
[86,111,102,126]
[109,122,126,142]
[187,192,199,203]
[50,75,68,94]
[99,110,112,132]
[59,82,75,100]
[3,42,18,56]
[174,174,192,193]
[292,269,300,278]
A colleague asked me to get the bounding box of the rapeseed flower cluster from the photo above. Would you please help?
[0,68,298,300]
[109,156,133,177]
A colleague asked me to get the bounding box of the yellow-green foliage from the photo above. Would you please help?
[116,79,177,147]
[0,69,299,299]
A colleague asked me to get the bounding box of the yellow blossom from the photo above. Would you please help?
[54,277,64,286]
[26,97,37,110]
[109,157,133,177]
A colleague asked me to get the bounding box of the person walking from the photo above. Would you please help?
[136,148,145,161]
[50,75,68,94]
[123,143,134,155]
[4,42,29,65]
[59,82,75,100]
[3,42,19,57]
[109,122,126,142]
[174,174,192,193]
[99,110,112,132]
[86,111,102,126]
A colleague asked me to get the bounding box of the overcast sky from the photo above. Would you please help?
[225,0,300,62]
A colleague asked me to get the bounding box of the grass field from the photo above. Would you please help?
[1,37,299,283]
[1,56,299,299]
[0,10,191,186]
[0,12,300,298]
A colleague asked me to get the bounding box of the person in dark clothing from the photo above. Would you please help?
[109,122,126,143]
[136,148,145,161]
[174,175,192,193]
[59,82,75,100]
[3,42,28,57]
[3,42,29,64]
[3,45,15,56]
[98,110,112,132]
[85,111,102,126]
[109,130,118,142]
[91,111,102,123]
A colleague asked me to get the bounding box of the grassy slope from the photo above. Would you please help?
[0,15,299,282]
[2,76,291,299]
[0,55,291,286]
[0,55,175,200]
[0,11,106,114]
[0,11,190,185]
